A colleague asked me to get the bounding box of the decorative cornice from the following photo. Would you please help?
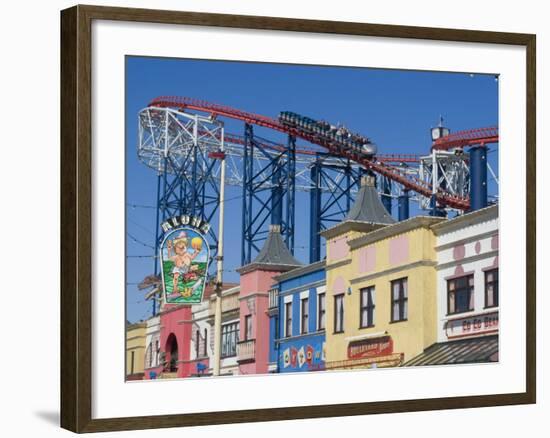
[238,292,269,301]
[275,329,325,344]
[206,312,240,326]
[434,230,498,251]
[126,336,146,343]
[159,304,191,317]
[320,220,386,240]
[126,321,147,329]
[273,260,326,282]
[348,216,444,250]
[208,286,241,301]
[126,347,145,353]
[277,279,326,297]
[431,205,498,235]
[236,262,301,275]
[435,250,498,271]
[325,258,351,270]
[349,260,437,285]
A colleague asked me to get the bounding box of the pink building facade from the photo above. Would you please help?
[154,283,237,379]
[159,304,194,378]
[236,225,302,374]
[237,269,281,374]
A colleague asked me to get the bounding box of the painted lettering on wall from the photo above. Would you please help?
[347,336,393,360]
[446,311,499,340]
[282,342,325,371]
[161,215,211,235]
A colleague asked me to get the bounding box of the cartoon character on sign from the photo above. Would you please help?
[298,346,306,368]
[306,345,314,366]
[160,227,210,304]
[290,347,298,368]
[283,348,291,368]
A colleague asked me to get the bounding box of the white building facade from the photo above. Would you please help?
[189,299,213,376]
[433,205,499,357]
[405,205,499,367]
[143,315,161,377]
[207,285,241,376]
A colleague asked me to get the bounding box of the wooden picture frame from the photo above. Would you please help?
[60,4,536,433]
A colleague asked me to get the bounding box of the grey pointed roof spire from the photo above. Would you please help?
[253,224,302,265]
[237,224,302,274]
[345,174,396,224]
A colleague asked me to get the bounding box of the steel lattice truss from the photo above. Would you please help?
[139,107,375,193]
[138,108,224,279]
[418,151,471,212]
[137,102,499,267]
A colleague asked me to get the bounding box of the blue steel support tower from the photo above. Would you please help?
[469,146,488,211]
[398,189,410,221]
[309,162,322,263]
[308,154,364,263]
[241,123,296,265]
[285,135,296,252]
[151,135,222,315]
[381,175,392,217]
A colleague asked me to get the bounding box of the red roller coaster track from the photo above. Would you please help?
[149,96,499,211]
[432,126,498,150]
[221,131,420,164]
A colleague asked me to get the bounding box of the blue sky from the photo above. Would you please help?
[125,56,498,323]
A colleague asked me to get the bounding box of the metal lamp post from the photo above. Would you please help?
[212,124,226,376]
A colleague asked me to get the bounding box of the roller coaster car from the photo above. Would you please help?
[360,143,378,156]
[278,111,376,157]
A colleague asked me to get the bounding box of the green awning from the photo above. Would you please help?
[404,335,499,366]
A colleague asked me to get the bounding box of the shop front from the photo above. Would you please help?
[404,206,500,366]
[272,261,327,373]
[325,335,402,370]
[323,214,443,370]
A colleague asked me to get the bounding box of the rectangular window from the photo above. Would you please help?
[301,297,309,334]
[391,278,408,322]
[203,328,208,357]
[195,330,200,358]
[318,293,326,330]
[360,286,375,328]
[485,269,499,308]
[155,339,159,366]
[334,294,345,333]
[130,351,135,374]
[221,322,239,358]
[244,314,253,340]
[285,302,292,337]
[447,274,474,315]
[147,343,153,368]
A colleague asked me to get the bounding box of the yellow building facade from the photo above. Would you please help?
[322,216,443,369]
[126,321,147,379]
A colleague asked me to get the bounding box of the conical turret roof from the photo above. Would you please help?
[237,225,302,273]
[253,224,302,266]
[345,175,396,224]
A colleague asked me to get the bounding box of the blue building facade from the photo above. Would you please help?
[268,261,326,373]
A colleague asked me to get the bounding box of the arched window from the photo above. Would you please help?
[165,334,178,372]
